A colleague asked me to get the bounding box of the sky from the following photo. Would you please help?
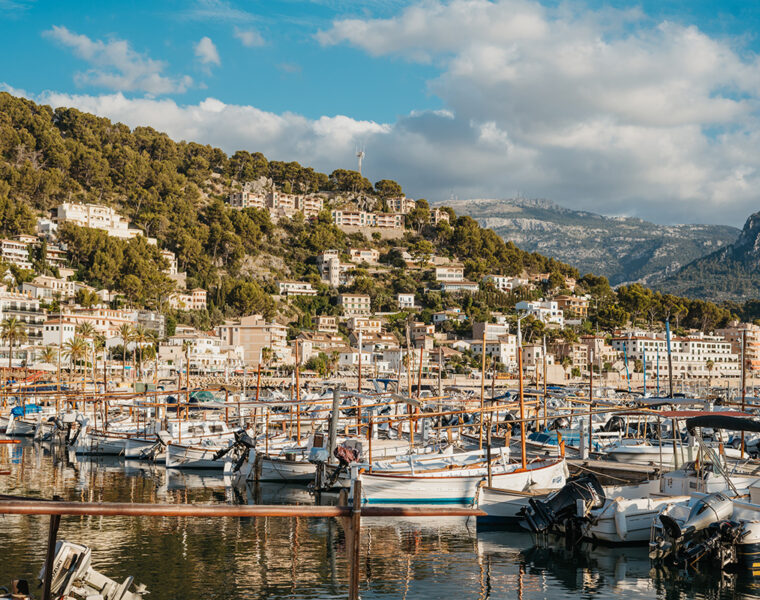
[2,0,760,226]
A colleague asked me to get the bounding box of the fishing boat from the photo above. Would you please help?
[354,456,567,506]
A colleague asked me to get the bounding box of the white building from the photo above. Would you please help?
[278,281,317,297]
[471,334,518,368]
[349,248,380,264]
[42,317,77,348]
[440,280,479,294]
[397,293,416,310]
[0,239,32,269]
[347,317,383,334]
[169,288,207,311]
[611,332,740,380]
[483,274,529,292]
[159,329,244,373]
[0,288,45,345]
[317,250,352,288]
[55,202,143,240]
[515,300,565,328]
[435,264,465,282]
[339,294,371,317]
[21,275,76,300]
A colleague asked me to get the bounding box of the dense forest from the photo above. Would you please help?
[0,91,752,337]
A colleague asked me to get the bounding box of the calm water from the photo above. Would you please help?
[1,441,759,600]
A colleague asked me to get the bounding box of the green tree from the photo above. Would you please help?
[0,317,27,369]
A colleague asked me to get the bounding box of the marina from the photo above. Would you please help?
[4,371,760,599]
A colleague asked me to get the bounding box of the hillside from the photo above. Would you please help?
[442,198,738,286]
[654,211,760,302]
[0,92,578,329]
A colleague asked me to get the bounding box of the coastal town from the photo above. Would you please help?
[0,191,754,396]
[3,4,760,596]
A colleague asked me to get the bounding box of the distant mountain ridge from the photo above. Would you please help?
[654,211,760,301]
[442,197,739,286]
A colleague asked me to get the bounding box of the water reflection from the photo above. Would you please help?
[2,441,760,599]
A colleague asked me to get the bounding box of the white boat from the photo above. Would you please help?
[604,438,742,467]
[355,458,567,506]
[577,480,692,543]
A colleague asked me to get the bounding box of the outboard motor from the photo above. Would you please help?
[38,540,145,600]
[523,473,605,533]
[549,416,570,431]
[213,429,256,473]
[602,416,625,432]
[659,492,734,540]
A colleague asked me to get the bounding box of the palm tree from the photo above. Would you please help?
[1,317,28,370]
[148,330,160,383]
[76,322,96,387]
[261,346,273,374]
[76,321,95,339]
[132,325,149,381]
[40,346,57,365]
[118,324,133,380]
[63,336,88,382]
[94,333,106,389]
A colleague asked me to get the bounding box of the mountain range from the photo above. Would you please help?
[653,211,760,302]
[443,197,739,287]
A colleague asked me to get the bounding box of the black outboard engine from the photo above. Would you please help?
[213,429,257,473]
[602,416,625,432]
[523,473,605,533]
[549,416,570,431]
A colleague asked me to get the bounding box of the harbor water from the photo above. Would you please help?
[2,440,759,600]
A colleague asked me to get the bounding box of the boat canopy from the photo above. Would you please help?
[685,414,760,433]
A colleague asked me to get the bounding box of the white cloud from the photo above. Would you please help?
[185,0,255,23]
[234,27,265,48]
[314,0,760,224]
[194,36,221,67]
[43,26,192,95]
[21,1,760,226]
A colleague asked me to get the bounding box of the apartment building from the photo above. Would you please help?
[315,315,339,334]
[64,308,136,338]
[216,314,288,366]
[277,281,317,297]
[716,322,760,373]
[430,208,450,226]
[227,186,324,219]
[227,191,267,210]
[515,300,565,328]
[483,274,529,292]
[346,317,382,334]
[21,275,76,300]
[316,250,352,287]
[435,264,465,282]
[472,321,509,341]
[611,332,740,379]
[55,202,143,240]
[338,294,371,317]
[330,210,404,229]
[552,342,590,372]
[554,295,589,319]
[160,329,244,373]
[168,288,208,311]
[349,248,380,264]
[0,239,32,270]
[471,334,518,367]
[387,197,417,214]
[397,293,416,309]
[0,289,45,344]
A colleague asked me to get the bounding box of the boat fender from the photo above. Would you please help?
[613,502,627,541]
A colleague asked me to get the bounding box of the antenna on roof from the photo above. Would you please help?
[356,145,366,177]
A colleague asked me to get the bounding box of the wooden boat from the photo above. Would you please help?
[354,458,567,506]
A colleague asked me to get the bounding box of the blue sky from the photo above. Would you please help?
[3,0,760,226]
